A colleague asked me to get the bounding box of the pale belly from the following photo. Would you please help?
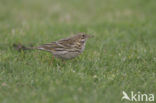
[52,51,80,59]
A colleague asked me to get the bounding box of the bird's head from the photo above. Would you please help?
[77,32,93,40]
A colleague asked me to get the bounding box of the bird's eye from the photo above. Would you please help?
[82,34,85,38]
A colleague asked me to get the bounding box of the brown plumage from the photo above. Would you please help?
[14,33,92,60]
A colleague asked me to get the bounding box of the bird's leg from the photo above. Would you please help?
[50,56,54,64]
[61,59,66,64]
[52,56,55,61]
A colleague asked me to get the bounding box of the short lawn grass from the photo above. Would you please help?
[0,0,156,103]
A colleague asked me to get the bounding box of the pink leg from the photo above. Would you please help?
[52,56,54,60]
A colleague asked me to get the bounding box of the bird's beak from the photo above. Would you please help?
[86,34,94,38]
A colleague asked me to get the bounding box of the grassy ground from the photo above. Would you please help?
[0,0,156,103]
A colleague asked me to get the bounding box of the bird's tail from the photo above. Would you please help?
[13,43,37,51]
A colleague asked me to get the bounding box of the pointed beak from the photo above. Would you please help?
[86,34,94,38]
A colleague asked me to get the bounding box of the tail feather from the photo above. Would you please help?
[13,43,52,52]
[13,43,35,51]
[36,46,52,52]
[37,47,46,50]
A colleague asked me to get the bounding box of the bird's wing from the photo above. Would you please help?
[37,35,80,52]
[57,39,76,48]
[37,42,62,51]
[37,40,75,52]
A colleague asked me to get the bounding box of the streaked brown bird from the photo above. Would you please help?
[14,33,92,60]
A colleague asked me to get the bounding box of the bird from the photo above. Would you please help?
[13,33,93,60]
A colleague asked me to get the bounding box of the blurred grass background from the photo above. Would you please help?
[0,0,156,103]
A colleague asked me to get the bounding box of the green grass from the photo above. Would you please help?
[0,0,156,103]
